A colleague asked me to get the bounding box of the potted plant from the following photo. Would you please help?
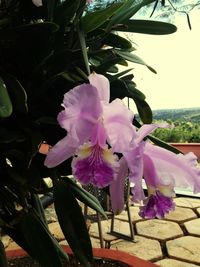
[1,1,200,267]
[6,245,158,266]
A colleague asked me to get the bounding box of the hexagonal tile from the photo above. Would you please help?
[184,218,200,236]
[136,219,183,241]
[111,235,162,261]
[155,258,199,267]
[89,219,132,242]
[115,206,143,223]
[166,236,200,264]
[174,198,200,209]
[164,207,197,223]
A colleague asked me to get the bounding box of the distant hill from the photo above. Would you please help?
[152,107,200,122]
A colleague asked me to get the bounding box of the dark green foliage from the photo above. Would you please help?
[53,179,93,267]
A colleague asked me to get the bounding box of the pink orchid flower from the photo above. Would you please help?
[110,124,200,218]
[44,73,135,188]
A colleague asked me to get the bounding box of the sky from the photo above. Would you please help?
[124,8,200,111]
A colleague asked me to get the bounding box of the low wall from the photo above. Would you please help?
[170,143,200,160]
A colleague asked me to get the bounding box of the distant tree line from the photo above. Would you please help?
[152,120,200,143]
[148,108,200,143]
[152,108,200,122]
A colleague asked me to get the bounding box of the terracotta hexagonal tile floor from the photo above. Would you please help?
[184,218,200,236]
[136,219,183,241]
[110,235,163,261]
[166,236,200,265]
[164,206,197,223]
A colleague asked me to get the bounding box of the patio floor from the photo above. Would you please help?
[87,196,200,267]
[4,196,200,267]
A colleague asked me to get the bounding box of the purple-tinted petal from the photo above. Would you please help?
[91,121,107,148]
[59,84,102,143]
[88,73,110,103]
[109,157,128,214]
[124,143,145,202]
[142,153,160,188]
[44,135,77,167]
[72,143,119,188]
[136,123,169,144]
[139,191,175,219]
[144,142,200,194]
[103,99,135,152]
[143,153,175,198]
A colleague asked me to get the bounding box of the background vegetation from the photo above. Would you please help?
[151,107,200,143]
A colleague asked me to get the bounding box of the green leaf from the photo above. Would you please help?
[54,180,92,267]
[104,33,132,49]
[0,240,8,267]
[114,19,177,35]
[115,50,157,73]
[93,57,122,74]
[110,79,127,100]
[31,194,48,226]
[0,77,13,118]
[106,0,155,30]
[125,81,146,101]
[78,24,90,75]
[134,99,153,124]
[107,65,118,73]
[64,177,107,219]
[81,3,123,33]
[108,68,133,82]
[5,210,67,264]
[3,74,28,114]
[19,211,63,267]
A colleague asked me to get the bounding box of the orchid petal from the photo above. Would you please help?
[88,73,110,103]
[136,122,169,144]
[142,153,160,188]
[124,143,145,202]
[44,135,77,168]
[103,99,135,152]
[91,121,107,148]
[109,157,128,214]
[58,84,102,143]
[139,191,175,219]
[144,142,200,194]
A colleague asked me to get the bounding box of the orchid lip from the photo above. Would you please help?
[72,142,119,188]
[139,190,175,219]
